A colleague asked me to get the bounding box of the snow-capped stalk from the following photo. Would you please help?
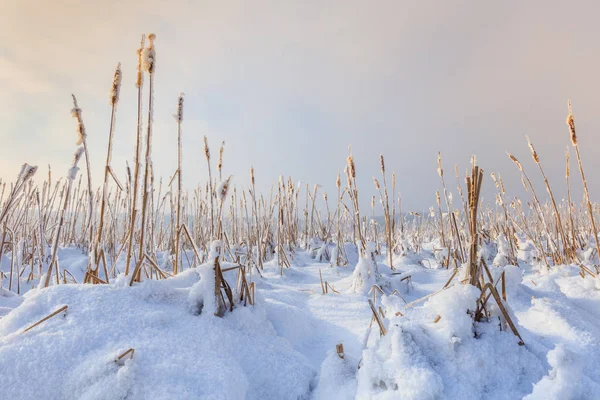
[125,34,146,276]
[566,102,600,270]
[134,33,156,283]
[92,63,122,281]
[174,93,184,274]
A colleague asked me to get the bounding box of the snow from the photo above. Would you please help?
[3,241,600,398]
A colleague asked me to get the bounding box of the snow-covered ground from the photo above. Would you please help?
[1,242,600,399]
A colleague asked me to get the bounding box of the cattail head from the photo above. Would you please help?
[436,190,441,206]
[323,191,327,202]
[336,171,341,189]
[203,136,210,161]
[373,177,380,190]
[379,154,385,174]
[218,141,224,172]
[174,93,184,123]
[392,173,396,189]
[344,166,352,187]
[506,152,523,171]
[142,33,156,74]
[68,147,84,181]
[219,175,232,202]
[526,136,539,163]
[437,152,443,177]
[136,35,145,88]
[566,101,577,146]
[346,155,356,178]
[20,164,38,183]
[371,195,375,209]
[110,63,122,106]
[71,94,86,145]
[250,166,255,185]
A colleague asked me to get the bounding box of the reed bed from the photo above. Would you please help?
[1,36,598,336]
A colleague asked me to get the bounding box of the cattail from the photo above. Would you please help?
[136,35,145,88]
[67,147,84,181]
[566,101,577,146]
[506,153,523,171]
[174,92,184,123]
[437,152,443,177]
[336,171,341,189]
[71,95,86,145]
[142,33,156,74]
[323,191,327,202]
[379,154,385,174]
[203,136,210,161]
[436,190,441,206]
[218,175,232,202]
[373,177,380,190]
[110,63,122,106]
[347,155,356,178]
[344,166,352,187]
[526,136,539,163]
[218,141,225,173]
[250,166,255,185]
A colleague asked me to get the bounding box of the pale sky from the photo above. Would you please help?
[1,0,599,211]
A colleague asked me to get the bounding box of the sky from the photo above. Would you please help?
[1,0,600,212]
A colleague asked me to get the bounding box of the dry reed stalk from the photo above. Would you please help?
[115,348,135,365]
[526,136,570,263]
[134,33,156,281]
[125,34,146,276]
[22,305,68,333]
[566,103,600,270]
[174,93,184,274]
[91,63,122,281]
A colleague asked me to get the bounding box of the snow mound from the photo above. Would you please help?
[0,267,314,400]
[356,284,545,399]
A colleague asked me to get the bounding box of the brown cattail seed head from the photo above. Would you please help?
[347,155,356,178]
[526,136,539,163]
[379,154,385,174]
[336,171,341,189]
[203,136,210,161]
[437,152,443,177]
[373,177,380,190]
[218,142,224,172]
[506,153,523,171]
[110,63,122,106]
[71,95,86,145]
[567,101,577,146]
[136,35,145,88]
[250,166,255,185]
[174,93,184,123]
[142,33,156,74]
